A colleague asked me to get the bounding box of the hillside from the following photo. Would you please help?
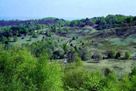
[1,15,136,91]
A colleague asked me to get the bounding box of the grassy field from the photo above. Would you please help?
[83,60,136,78]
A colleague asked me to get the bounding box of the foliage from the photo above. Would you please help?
[64,68,102,91]
[115,51,121,59]
[1,14,136,91]
[0,47,63,91]
[106,50,116,59]
[124,51,131,59]
[78,47,90,61]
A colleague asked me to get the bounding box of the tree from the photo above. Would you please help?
[52,49,64,59]
[124,51,131,59]
[92,53,102,62]
[107,50,116,59]
[37,55,63,91]
[78,47,90,61]
[74,55,83,67]
[67,48,77,63]
[62,44,69,54]
[13,36,18,42]
[0,36,9,44]
[32,33,38,38]
[50,25,57,33]
[115,51,121,59]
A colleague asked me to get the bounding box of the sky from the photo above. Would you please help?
[0,0,136,20]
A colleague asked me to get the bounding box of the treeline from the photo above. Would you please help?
[1,15,136,43]
[1,15,136,30]
[70,15,136,29]
[91,15,136,30]
[0,17,67,27]
[0,23,47,43]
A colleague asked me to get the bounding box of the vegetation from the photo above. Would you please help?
[0,46,63,91]
[124,51,131,59]
[0,45,136,91]
[0,14,136,90]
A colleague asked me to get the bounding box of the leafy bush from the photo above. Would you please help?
[78,47,90,61]
[106,50,116,59]
[0,47,63,91]
[115,51,121,59]
[64,68,102,91]
[124,51,131,59]
[52,49,65,59]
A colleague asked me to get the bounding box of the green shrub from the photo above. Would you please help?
[78,47,90,61]
[101,73,120,91]
[74,56,83,67]
[115,51,121,59]
[64,68,102,91]
[0,47,63,91]
[37,55,63,91]
[124,51,131,59]
[107,50,116,59]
